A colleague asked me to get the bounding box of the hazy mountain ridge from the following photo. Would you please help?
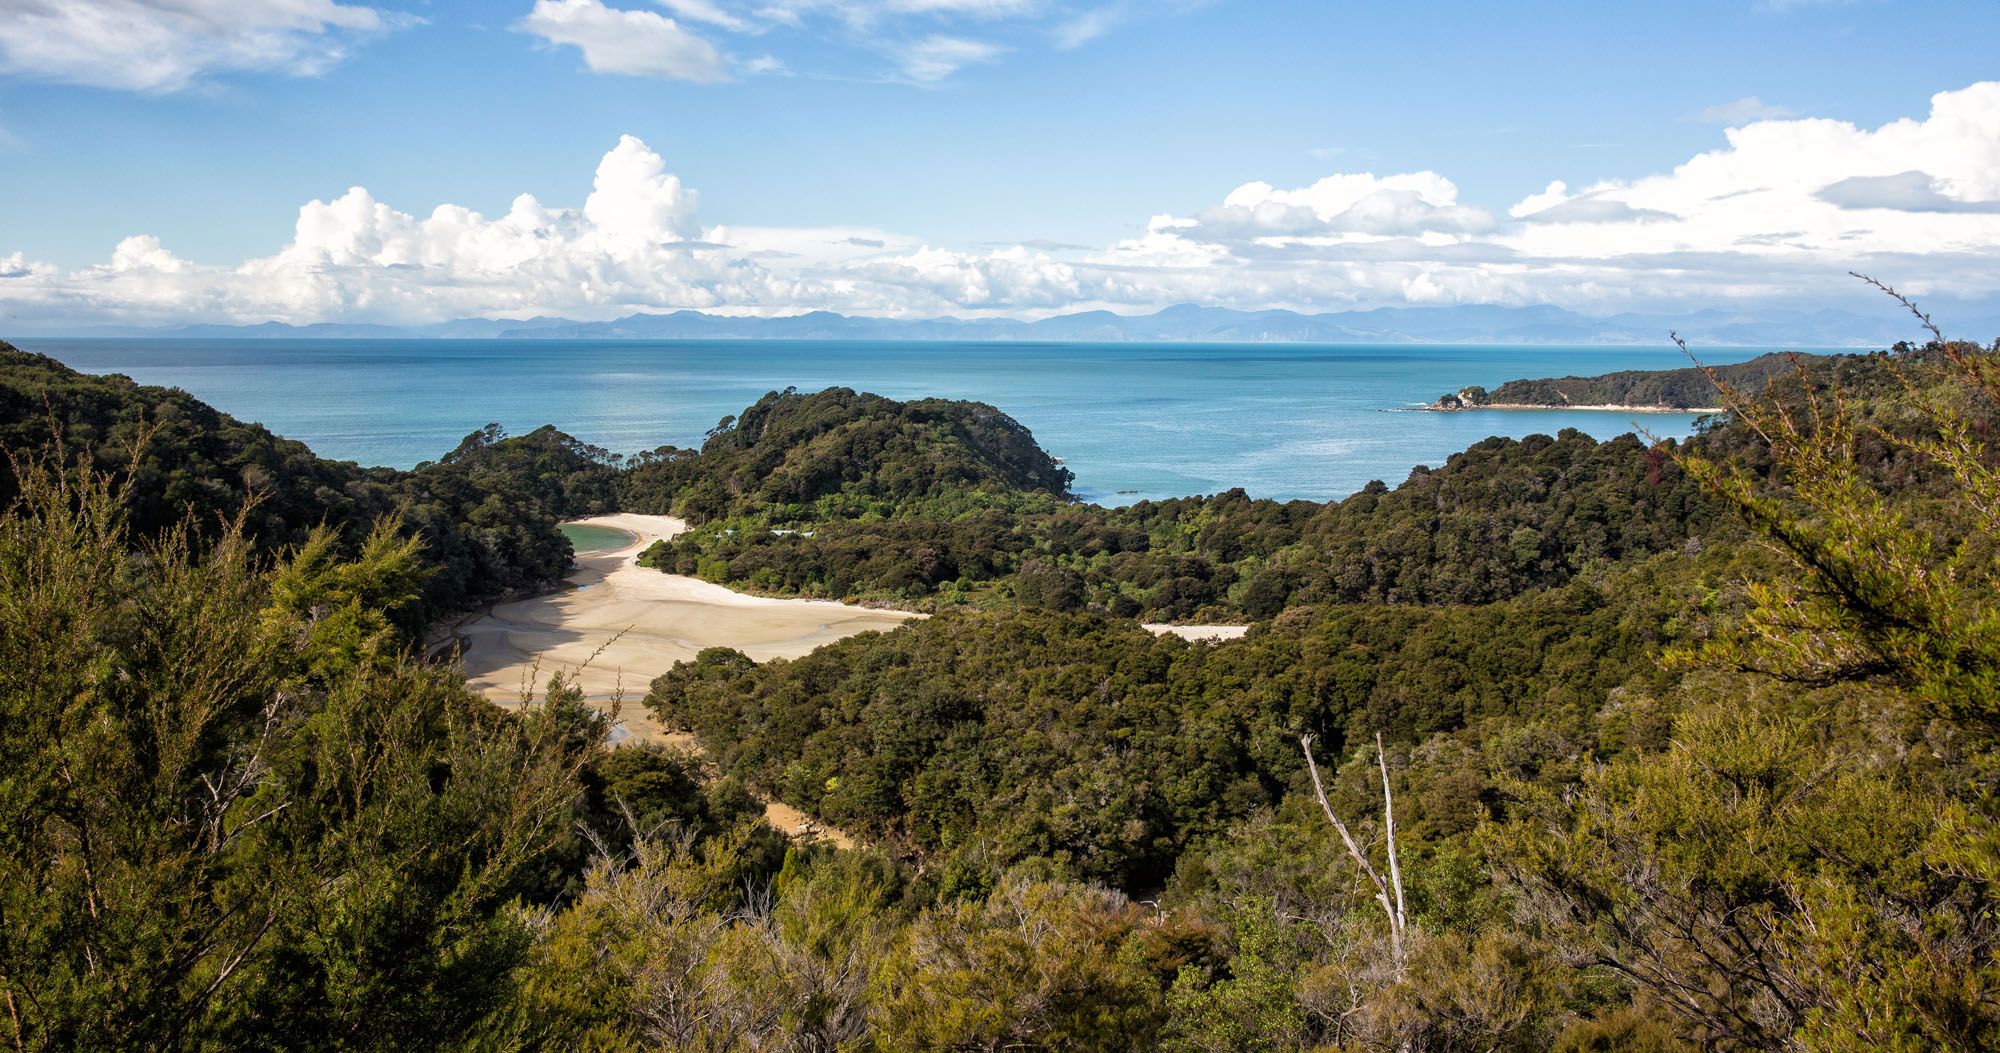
[48,302,1986,346]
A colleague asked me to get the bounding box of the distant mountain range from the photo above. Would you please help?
[45,302,1994,347]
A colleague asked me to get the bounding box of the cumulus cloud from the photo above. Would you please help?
[518,0,729,82]
[7,82,2000,328]
[1818,170,2000,213]
[1191,173,1496,241]
[0,252,48,280]
[0,0,397,93]
[1509,181,1677,223]
[582,135,705,243]
[1499,80,2000,267]
[108,235,191,273]
[1,137,773,327]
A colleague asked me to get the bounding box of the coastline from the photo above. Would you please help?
[558,521,639,555]
[454,512,921,716]
[1424,402,1726,414]
[452,512,917,846]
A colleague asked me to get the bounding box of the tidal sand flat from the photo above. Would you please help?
[456,513,920,733]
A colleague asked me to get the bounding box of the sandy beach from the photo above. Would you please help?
[1145,623,1249,642]
[451,513,916,846]
[455,512,920,727]
[449,516,1245,841]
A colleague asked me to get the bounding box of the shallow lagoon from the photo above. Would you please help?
[557,523,637,556]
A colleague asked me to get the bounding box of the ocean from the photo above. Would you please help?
[15,338,1784,505]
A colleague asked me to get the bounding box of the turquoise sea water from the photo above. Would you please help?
[558,523,636,555]
[15,338,1786,505]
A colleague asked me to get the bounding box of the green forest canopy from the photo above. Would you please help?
[4,332,1999,1049]
[1437,351,1803,409]
[0,345,577,622]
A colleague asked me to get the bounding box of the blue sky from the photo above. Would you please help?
[2,0,1998,327]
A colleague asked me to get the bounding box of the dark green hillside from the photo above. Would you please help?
[644,555,1702,889]
[647,423,1735,620]
[1442,350,1805,408]
[0,344,572,619]
[614,335,2000,1050]
[1110,426,1725,610]
[425,422,626,519]
[0,372,780,1048]
[8,323,2000,1049]
[650,349,1977,626]
[618,386,1075,522]
[0,451,592,1047]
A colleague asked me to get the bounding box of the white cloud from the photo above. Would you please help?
[519,0,729,82]
[0,0,1176,96]
[885,0,1043,15]
[1192,172,1497,240]
[582,134,705,244]
[771,0,1044,22]
[1507,181,1572,219]
[656,0,754,31]
[1689,96,1794,124]
[708,223,916,264]
[109,235,190,273]
[0,252,51,280]
[605,0,1161,82]
[7,82,2000,328]
[1052,5,1127,48]
[1818,170,2000,214]
[1051,0,1202,50]
[1756,0,1856,11]
[895,34,1004,81]
[1508,181,1676,224]
[1500,81,2000,264]
[0,0,395,93]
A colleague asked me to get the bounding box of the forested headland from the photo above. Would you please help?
[4,324,2000,1050]
[0,347,579,624]
[1430,351,1803,410]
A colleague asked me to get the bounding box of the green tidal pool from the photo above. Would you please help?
[559,523,635,555]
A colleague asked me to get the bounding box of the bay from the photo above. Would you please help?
[14,338,1786,504]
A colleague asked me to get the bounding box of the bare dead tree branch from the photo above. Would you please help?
[1300,733,1407,979]
[1376,732,1408,940]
